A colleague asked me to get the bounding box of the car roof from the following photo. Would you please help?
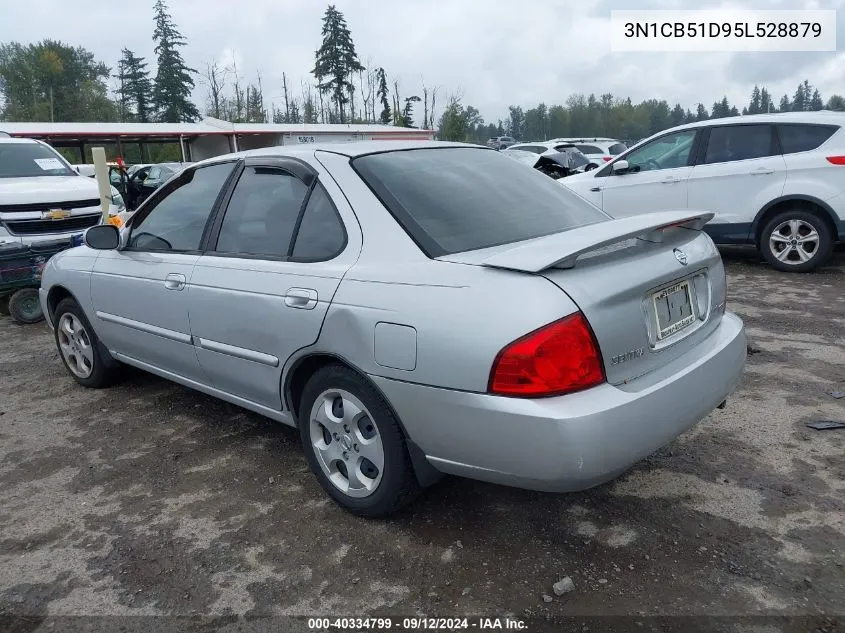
[192,140,481,168]
[657,111,845,134]
[0,137,41,145]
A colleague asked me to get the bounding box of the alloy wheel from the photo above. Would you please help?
[57,313,94,378]
[309,388,384,498]
[768,219,819,265]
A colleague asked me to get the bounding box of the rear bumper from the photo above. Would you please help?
[372,312,746,492]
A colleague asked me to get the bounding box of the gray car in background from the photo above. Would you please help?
[39,141,746,516]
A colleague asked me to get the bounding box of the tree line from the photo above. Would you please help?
[1,1,844,144]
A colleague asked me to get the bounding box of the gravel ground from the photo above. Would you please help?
[1,247,843,633]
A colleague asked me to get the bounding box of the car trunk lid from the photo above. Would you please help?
[439,211,727,386]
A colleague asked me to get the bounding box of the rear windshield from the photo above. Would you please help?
[608,143,628,155]
[0,143,76,178]
[352,147,606,256]
[576,144,603,154]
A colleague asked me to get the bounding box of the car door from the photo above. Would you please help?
[187,156,359,411]
[90,161,237,383]
[590,128,701,218]
[686,124,787,243]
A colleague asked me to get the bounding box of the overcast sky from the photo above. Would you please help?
[2,0,844,123]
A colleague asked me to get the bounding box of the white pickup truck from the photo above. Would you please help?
[0,136,125,247]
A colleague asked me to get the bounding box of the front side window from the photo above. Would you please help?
[623,129,697,173]
[215,166,309,258]
[777,124,838,154]
[128,162,235,251]
[0,142,76,178]
[354,147,606,257]
[704,125,774,164]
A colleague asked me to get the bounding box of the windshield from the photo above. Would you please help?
[353,147,606,257]
[0,143,76,178]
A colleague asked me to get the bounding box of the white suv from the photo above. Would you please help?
[561,113,845,272]
[0,137,125,247]
[549,137,628,168]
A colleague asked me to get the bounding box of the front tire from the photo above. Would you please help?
[760,209,833,272]
[53,297,121,388]
[298,364,420,517]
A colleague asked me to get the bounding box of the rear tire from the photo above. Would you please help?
[8,288,43,324]
[298,364,421,517]
[760,209,833,272]
[53,297,122,388]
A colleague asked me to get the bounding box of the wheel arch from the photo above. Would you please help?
[45,284,76,328]
[283,351,442,487]
[752,195,840,246]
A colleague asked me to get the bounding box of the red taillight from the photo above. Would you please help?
[488,313,605,397]
[826,156,845,165]
[602,156,612,162]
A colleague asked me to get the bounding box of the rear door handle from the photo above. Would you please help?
[589,186,602,192]
[750,168,775,175]
[285,288,318,310]
[660,177,679,184]
[164,273,186,291]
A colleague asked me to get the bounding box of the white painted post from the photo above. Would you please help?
[91,147,110,223]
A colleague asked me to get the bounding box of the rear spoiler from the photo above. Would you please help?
[480,210,714,273]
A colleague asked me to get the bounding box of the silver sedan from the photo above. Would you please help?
[39,141,746,516]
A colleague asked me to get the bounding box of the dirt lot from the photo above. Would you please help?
[1,248,843,633]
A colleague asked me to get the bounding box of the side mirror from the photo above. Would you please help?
[611,160,630,174]
[84,224,120,250]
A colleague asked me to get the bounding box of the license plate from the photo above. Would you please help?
[652,280,696,340]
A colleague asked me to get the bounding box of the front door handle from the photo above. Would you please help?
[164,273,186,291]
[589,186,602,192]
[750,168,775,175]
[660,177,679,184]
[285,288,318,310]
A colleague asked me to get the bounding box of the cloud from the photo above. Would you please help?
[1,0,842,122]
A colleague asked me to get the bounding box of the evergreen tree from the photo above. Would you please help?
[376,67,390,124]
[695,103,708,121]
[670,103,685,126]
[760,87,773,113]
[809,89,824,111]
[748,85,761,114]
[152,0,199,122]
[792,80,809,111]
[117,48,152,122]
[778,94,791,112]
[312,5,364,123]
[401,95,421,127]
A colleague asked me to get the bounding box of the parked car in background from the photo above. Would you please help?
[1,138,123,248]
[507,142,596,171]
[486,136,515,150]
[560,113,845,272]
[124,163,187,209]
[501,146,590,178]
[550,137,628,168]
[40,141,745,516]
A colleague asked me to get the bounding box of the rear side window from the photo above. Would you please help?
[291,184,347,261]
[777,124,838,154]
[215,166,309,258]
[704,125,775,164]
[353,147,606,257]
[608,143,627,155]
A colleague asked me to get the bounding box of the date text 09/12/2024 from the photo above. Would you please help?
[307,617,527,630]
